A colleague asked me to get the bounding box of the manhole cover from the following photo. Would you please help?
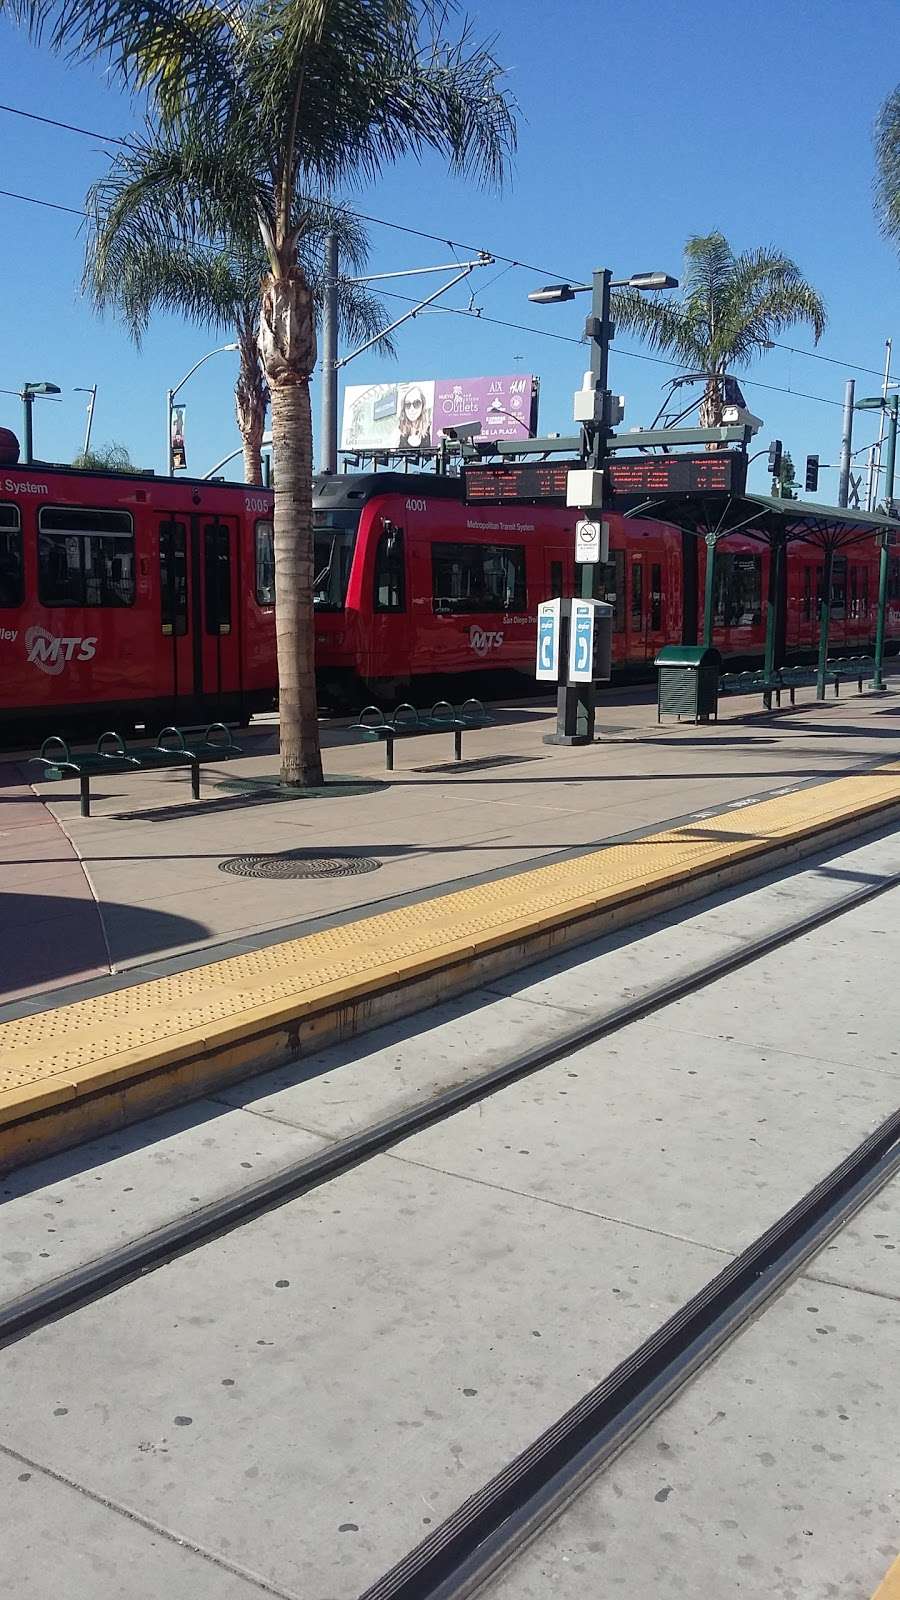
[219,850,382,880]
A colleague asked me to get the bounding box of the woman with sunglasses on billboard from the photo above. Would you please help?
[397,384,432,449]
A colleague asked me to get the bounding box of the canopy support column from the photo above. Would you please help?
[816,546,834,700]
[873,532,891,692]
[763,533,785,684]
[702,532,718,648]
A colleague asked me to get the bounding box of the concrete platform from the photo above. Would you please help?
[5,753,900,1174]
[10,678,900,1003]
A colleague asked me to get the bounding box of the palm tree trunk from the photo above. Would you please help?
[699,374,723,428]
[260,267,322,787]
[235,327,267,487]
[241,434,263,484]
[700,373,724,450]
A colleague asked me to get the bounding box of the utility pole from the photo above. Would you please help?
[320,252,492,472]
[867,338,892,510]
[873,393,898,691]
[320,231,339,475]
[838,378,855,507]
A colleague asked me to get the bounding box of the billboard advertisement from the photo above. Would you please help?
[340,374,538,453]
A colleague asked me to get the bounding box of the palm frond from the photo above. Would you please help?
[246,0,516,207]
[615,231,826,390]
[681,231,734,342]
[875,87,900,244]
[612,288,708,369]
[2,0,242,121]
[714,246,826,364]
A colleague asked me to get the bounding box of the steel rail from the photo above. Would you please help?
[1,862,899,1351]
[358,1103,900,1600]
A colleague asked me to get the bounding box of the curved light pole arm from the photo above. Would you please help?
[166,342,238,476]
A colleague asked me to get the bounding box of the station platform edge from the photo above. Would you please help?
[4,760,900,1173]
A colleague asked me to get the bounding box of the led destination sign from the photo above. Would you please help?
[607,451,747,497]
[463,462,578,502]
[464,451,747,505]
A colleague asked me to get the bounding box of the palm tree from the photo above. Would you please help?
[84,179,390,485]
[4,0,516,785]
[614,232,826,428]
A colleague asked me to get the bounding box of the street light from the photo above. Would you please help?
[528,266,678,744]
[21,382,61,465]
[857,392,899,691]
[73,385,97,458]
[166,343,239,476]
[527,272,678,305]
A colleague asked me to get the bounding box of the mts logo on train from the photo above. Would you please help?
[25,626,98,675]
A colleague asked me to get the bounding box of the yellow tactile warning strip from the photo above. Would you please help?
[873,1556,900,1599]
[3,762,900,1141]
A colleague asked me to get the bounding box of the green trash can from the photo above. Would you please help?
[654,644,722,724]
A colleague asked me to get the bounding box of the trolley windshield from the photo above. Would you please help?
[313,509,358,609]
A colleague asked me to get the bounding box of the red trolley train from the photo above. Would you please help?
[1,460,898,739]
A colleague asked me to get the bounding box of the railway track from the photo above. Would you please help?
[3,862,899,1357]
[357,1104,900,1600]
[3,856,899,1600]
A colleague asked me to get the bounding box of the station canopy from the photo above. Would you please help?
[620,487,900,552]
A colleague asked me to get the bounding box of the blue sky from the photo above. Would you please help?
[1,0,899,494]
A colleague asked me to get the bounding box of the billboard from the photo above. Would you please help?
[340,374,538,453]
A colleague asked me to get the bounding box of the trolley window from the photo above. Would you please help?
[0,504,22,608]
[313,509,357,610]
[159,521,188,636]
[889,556,900,601]
[830,555,847,621]
[255,519,275,605]
[203,521,232,635]
[432,541,526,613]
[650,562,663,632]
[630,560,643,632]
[597,550,625,632]
[713,552,762,628]
[38,506,134,607]
[373,522,405,612]
[802,565,813,623]
[549,560,564,600]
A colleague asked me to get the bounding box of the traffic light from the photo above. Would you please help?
[805,454,819,493]
[767,439,783,478]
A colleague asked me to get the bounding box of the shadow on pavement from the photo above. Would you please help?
[0,891,208,999]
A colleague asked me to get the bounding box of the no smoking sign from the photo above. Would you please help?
[575,518,609,565]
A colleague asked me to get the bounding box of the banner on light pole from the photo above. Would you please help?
[171,404,187,471]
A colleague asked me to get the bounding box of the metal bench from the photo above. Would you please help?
[718,670,784,709]
[778,658,873,703]
[777,665,818,705]
[823,656,875,695]
[31,723,242,816]
[351,699,492,772]
[719,656,875,711]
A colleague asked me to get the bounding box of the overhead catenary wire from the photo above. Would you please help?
[0,98,895,390]
[0,180,857,414]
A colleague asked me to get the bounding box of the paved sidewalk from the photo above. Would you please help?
[0,762,107,1000]
[6,679,900,1007]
